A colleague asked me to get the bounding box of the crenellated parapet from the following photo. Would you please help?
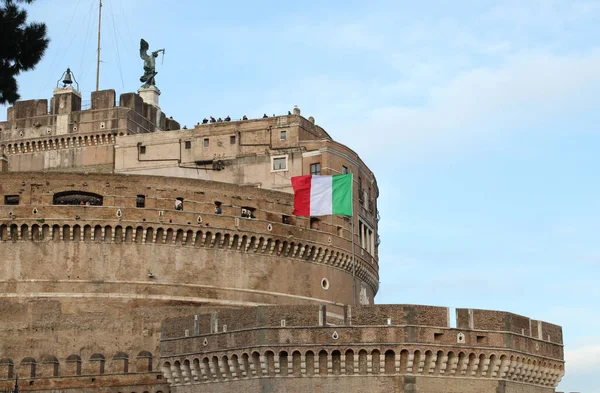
[160,305,564,392]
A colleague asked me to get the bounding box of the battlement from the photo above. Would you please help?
[457,308,563,344]
[1,88,178,140]
[161,304,562,347]
[159,304,564,391]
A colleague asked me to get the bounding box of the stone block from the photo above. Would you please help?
[91,89,116,110]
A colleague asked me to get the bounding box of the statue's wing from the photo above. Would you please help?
[139,39,150,60]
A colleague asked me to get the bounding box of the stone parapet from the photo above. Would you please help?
[160,305,564,391]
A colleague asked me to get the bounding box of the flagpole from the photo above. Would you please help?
[351,172,356,306]
[352,211,356,306]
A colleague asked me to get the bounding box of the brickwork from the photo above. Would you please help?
[160,305,564,392]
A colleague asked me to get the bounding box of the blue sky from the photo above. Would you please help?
[3,0,600,391]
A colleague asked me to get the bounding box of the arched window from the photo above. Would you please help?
[20,357,36,378]
[90,353,105,374]
[0,359,14,379]
[41,355,59,377]
[66,354,82,375]
[136,351,152,372]
[53,191,103,206]
[113,352,129,373]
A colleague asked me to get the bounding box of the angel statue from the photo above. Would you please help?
[139,39,165,88]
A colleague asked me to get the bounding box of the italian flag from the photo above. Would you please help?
[291,174,353,217]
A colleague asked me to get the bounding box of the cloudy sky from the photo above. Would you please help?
[3,0,600,391]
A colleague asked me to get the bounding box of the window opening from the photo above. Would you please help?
[4,195,19,205]
[139,145,146,154]
[53,191,103,206]
[280,131,287,141]
[175,197,184,211]
[241,207,255,219]
[310,217,320,230]
[310,163,321,175]
[215,201,222,215]
[203,138,209,147]
[185,141,191,149]
[136,195,146,208]
[272,156,287,171]
[282,215,290,224]
[230,135,236,144]
[342,165,348,174]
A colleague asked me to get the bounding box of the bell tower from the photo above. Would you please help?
[51,68,82,135]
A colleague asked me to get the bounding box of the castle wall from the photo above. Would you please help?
[159,305,564,393]
[171,376,555,393]
[0,172,378,391]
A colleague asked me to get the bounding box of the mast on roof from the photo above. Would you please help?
[95,0,102,91]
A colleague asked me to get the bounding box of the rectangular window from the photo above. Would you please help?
[280,131,287,141]
[310,217,320,230]
[4,195,19,205]
[184,141,191,149]
[241,207,255,218]
[136,195,145,208]
[203,138,209,147]
[175,197,184,211]
[358,219,374,254]
[139,145,146,154]
[282,215,290,224]
[230,135,236,144]
[342,165,348,174]
[310,162,321,175]
[272,156,287,171]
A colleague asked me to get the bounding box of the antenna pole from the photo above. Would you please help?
[95,0,103,91]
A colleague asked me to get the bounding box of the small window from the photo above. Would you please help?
[280,131,287,141]
[184,141,191,149]
[175,197,184,211]
[476,335,486,344]
[310,163,321,175]
[139,145,146,154]
[241,207,255,219]
[434,332,443,342]
[215,202,222,215]
[342,165,348,174]
[136,195,145,208]
[203,138,209,147]
[4,195,19,205]
[230,135,236,144]
[310,217,319,230]
[282,215,290,224]
[272,156,287,171]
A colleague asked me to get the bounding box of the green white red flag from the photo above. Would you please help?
[291,174,353,217]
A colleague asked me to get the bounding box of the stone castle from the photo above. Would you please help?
[0,82,564,393]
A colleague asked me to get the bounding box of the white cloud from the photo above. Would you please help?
[333,50,600,160]
[564,340,600,375]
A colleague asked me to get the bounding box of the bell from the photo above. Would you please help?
[62,68,73,86]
